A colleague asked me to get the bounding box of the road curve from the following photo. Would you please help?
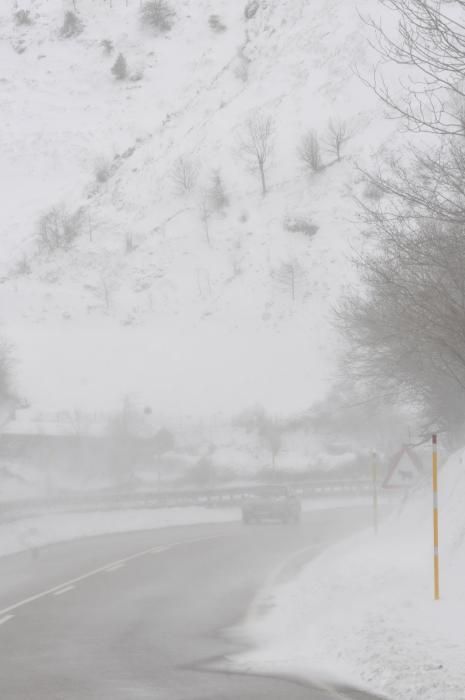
[0,506,385,699]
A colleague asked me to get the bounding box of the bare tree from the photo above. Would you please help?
[338,214,465,436]
[64,409,93,437]
[272,260,304,302]
[324,118,352,161]
[298,129,322,173]
[362,0,465,137]
[106,398,144,481]
[37,206,84,252]
[235,407,283,470]
[356,1,465,229]
[199,197,211,247]
[152,428,175,484]
[238,113,274,196]
[337,1,465,438]
[171,157,197,195]
[343,0,465,437]
[99,273,116,312]
[357,139,465,228]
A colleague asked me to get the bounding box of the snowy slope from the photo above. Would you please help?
[0,0,393,415]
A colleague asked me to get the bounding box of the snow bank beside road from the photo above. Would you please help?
[0,506,239,559]
[237,449,465,700]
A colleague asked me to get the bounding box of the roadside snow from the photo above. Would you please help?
[0,506,239,558]
[235,449,465,700]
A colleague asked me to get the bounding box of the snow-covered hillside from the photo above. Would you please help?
[0,0,393,415]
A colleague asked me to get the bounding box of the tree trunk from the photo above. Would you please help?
[259,163,267,196]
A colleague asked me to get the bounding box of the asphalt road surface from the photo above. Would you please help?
[0,506,386,700]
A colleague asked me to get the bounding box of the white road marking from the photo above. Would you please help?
[0,615,14,626]
[53,585,75,596]
[105,563,125,573]
[0,534,228,618]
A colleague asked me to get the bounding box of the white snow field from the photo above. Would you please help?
[0,0,395,417]
[235,448,465,700]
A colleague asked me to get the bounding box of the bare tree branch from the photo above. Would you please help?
[238,113,275,195]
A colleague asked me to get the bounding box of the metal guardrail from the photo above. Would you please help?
[0,480,374,524]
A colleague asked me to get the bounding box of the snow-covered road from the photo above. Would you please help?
[0,507,381,699]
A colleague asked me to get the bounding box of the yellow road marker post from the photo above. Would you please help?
[432,433,440,601]
[372,450,378,535]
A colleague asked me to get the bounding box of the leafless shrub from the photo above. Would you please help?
[238,112,274,195]
[207,171,229,212]
[185,456,217,486]
[101,39,114,54]
[14,9,32,26]
[0,338,14,400]
[12,38,26,54]
[140,0,175,33]
[13,254,31,276]
[209,14,227,32]
[37,206,84,252]
[130,68,144,82]
[234,54,250,82]
[94,157,112,183]
[171,157,197,195]
[244,0,260,19]
[125,233,135,254]
[60,11,83,38]
[283,215,318,237]
[111,53,127,80]
[298,130,322,173]
[121,145,135,159]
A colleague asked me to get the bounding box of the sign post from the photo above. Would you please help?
[432,434,440,601]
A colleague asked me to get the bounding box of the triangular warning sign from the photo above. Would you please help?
[383,446,424,489]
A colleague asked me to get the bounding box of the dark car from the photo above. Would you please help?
[241,484,301,524]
